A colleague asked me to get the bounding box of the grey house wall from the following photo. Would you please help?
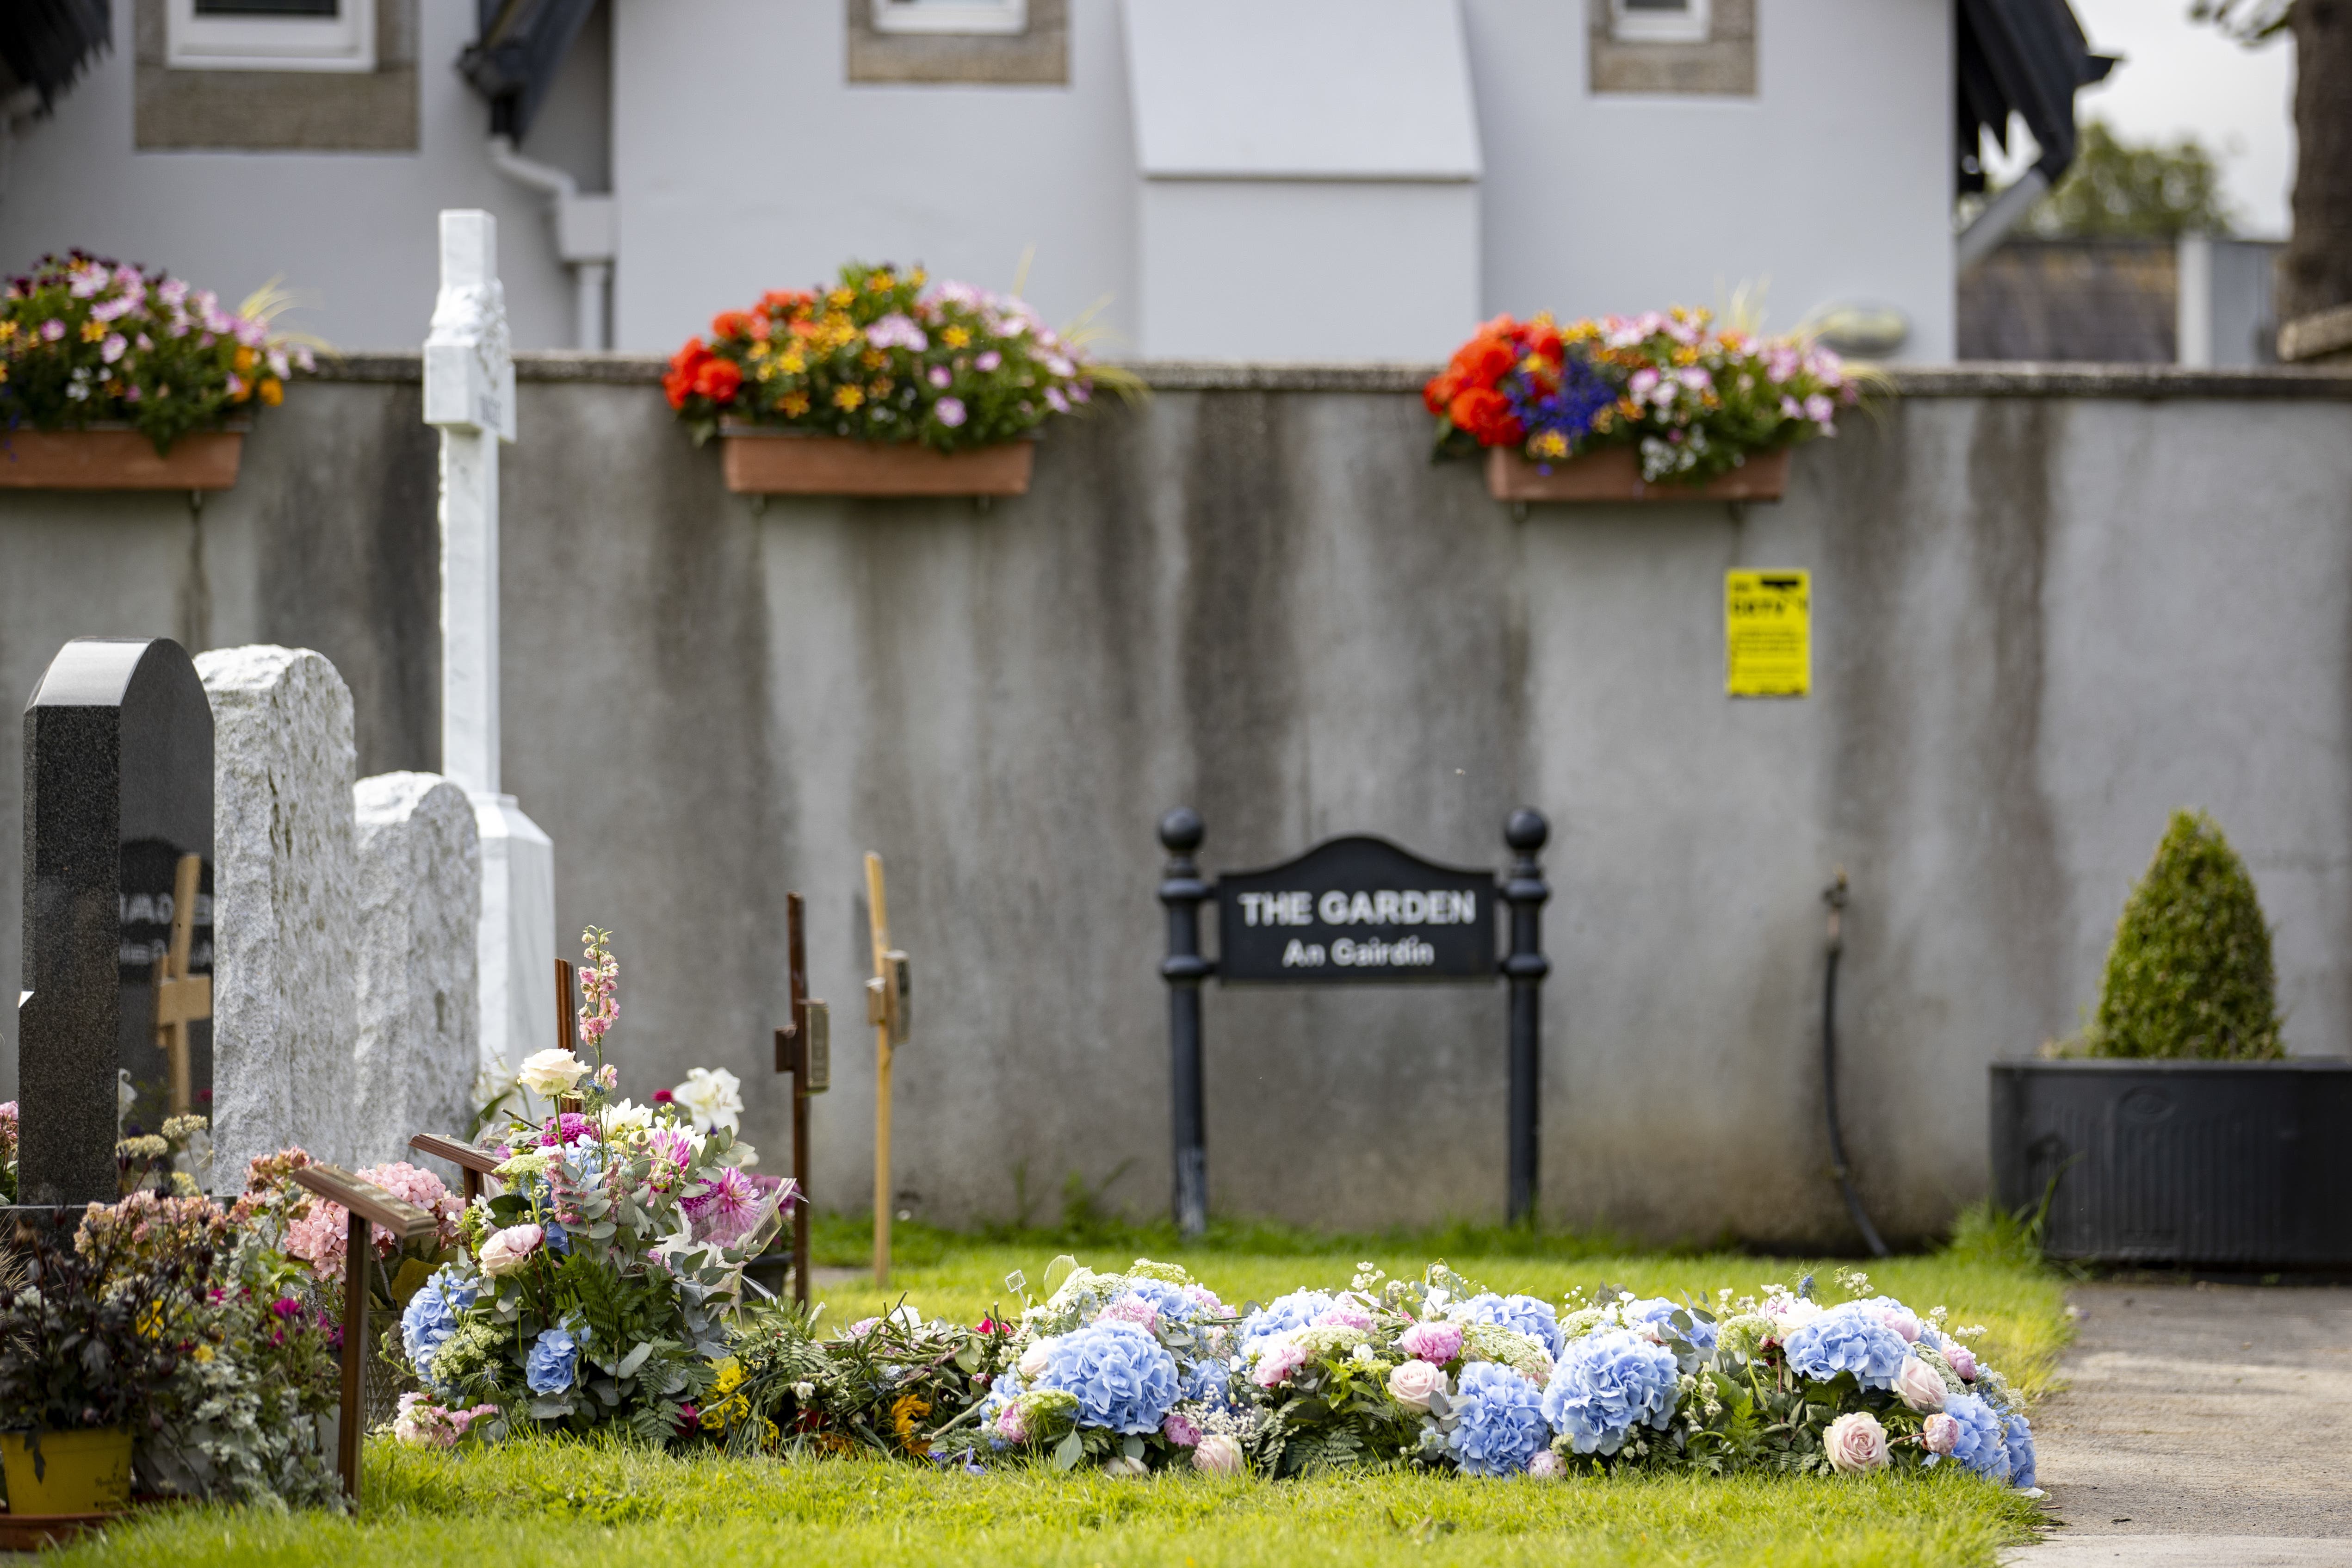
[6,360,2350,1246]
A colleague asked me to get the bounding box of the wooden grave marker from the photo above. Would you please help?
[289,1163,438,1501]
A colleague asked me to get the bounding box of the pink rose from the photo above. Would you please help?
[1824,1411,1889,1475]
[1313,1302,1372,1332]
[994,1400,1029,1444]
[1102,1295,1161,1332]
[1385,1359,1448,1412]
[1526,1450,1564,1479]
[1399,1321,1463,1364]
[477,1222,543,1277]
[1252,1339,1309,1388]
[1161,1411,1201,1447]
[1192,1434,1244,1476]
[1922,1413,1960,1456]
[1893,1355,1947,1413]
[1017,1338,1057,1380]
[1945,1344,1978,1382]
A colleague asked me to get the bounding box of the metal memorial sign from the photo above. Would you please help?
[1157,808,1551,1237]
[1216,837,1495,983]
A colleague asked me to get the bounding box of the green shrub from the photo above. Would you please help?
[2086,809,2283,1060]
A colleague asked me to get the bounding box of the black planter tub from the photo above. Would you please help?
[1990,1059,2352,1269]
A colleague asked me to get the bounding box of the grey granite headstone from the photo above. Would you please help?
[196,646,358,1182]
[351,772,481,1166]
[19,638,214,1209]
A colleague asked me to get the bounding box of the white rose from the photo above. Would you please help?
[1824,1411,1889,1475]
[1192,1434,1244,1476]
[1018,1337,1058,1381]
[1893,1354,1947,1413]
[477,1223,544,1278]
[517,1048,588,1098]
[1386,1359,1449,1412]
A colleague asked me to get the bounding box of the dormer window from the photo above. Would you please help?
[1612,0,1710,45]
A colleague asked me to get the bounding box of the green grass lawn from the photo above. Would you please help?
[59,1215,2068,1568]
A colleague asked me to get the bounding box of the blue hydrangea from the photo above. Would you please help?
[399,1266,477,1383]
[1783,1303,1910,1390]
[2002,1410,2036,1489]
[1446,1362,1553,1476]
[1034,1321,1181,1434]
[1237,1289,1332,1352]
[1119,1276,1207,1326]
[1928,1392,2012,1482]
[1541,1328,1681,1456]
[1183,1357,1232,1408]
[1622,1297,1718,1355]
[1461,1293,1564,1359]
[526,1321,582,1395]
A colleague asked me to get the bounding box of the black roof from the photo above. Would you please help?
[1957,0,2118,194]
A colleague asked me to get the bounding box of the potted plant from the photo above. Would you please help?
[0,252,313,491]
[1991,810,2352,1267]
[1424,309,1860,503]
[0,1201,213,1521]
[665,262,1121,498]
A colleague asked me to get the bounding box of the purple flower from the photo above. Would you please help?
[935,397,966,428]
[1044,387,1069,414]
[39,319,63,342]
[865,313,928,352]
[974,350,1002,372]
[927,365,951,389]
[685,1164,767,1247]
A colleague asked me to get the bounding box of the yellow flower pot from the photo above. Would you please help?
[0,1428,134,1514]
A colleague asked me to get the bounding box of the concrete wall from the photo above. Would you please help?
[7,0,1958,359]
[6,359,2350,1247]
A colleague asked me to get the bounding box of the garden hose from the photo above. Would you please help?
[1822,870,1890,1258]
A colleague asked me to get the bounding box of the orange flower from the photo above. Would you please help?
[1448,386,1521,447]
[710,310,755,341]
[693,358,743,403]
[663,341,714,410]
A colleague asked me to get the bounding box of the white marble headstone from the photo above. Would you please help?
[352,772,481,1167]
[196,645,359,1183]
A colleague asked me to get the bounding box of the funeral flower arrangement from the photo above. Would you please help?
[393,930,795,1443]
[1424,309,1859,485]
[0,252,315,453]
[685,1260,2034,1487]
[663,261,1107,452]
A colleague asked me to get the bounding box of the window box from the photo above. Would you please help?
[0,429,244,491]
[1990,1059,2352,1268]
[1485,445,1786,504]
[720,425,1032,498]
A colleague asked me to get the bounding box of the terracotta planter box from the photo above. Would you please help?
[1485,445,1789,504]
[0,428,243,490]
[720,426,1033,497]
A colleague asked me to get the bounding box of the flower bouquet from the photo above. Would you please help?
[394,930,796,1442]
[0,252,314,490]
[1424,308,1860,503]
[665,262,1118,497]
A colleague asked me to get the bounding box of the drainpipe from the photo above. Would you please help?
[486,134,614,350]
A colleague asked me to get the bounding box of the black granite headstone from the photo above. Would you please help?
[19,638,213,1208]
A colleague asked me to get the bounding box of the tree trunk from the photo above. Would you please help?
[2283,0,2352,322]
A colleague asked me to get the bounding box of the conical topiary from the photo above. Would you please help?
[2087,809,2283,1060]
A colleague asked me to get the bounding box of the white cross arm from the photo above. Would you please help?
[424,210,519,442]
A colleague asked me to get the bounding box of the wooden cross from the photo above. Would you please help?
[863,854,911,1287]
[407,1133,502,1206]
[289,1163,438,1502]
[772,892,827,1305]
[151,853,211,1118]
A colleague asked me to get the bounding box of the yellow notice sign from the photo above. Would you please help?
[1726,570,1810,697]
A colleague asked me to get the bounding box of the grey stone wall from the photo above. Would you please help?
[6,359,2352,1246]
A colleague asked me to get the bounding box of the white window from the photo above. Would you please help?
[870,0,1027,37]
[167,0,377,73]
[1612,0,1710,45]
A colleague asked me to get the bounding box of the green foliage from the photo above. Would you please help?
[2020,120,2237,239]
[2085,809,2283,1060]
[1942,1200,2046,1273]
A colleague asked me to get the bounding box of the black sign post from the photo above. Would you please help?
[1156,806,1551,1236]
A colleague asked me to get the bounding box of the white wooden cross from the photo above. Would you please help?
[424,211,555,1083]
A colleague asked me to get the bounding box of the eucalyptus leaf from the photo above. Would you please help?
[1052,1431,1083,1472]
[1041,1256,1079,1298]
[616,1341,653,1377]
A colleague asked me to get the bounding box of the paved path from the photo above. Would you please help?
[2005,1282,2352,1567]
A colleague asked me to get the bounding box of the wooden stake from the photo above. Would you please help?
[867,852,892,1288]
[290,1163,438,1504]
[152,853,210,1117]
[782,892,813,1305]
[554,958,581,1116]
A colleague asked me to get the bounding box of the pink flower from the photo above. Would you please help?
[1252,1339,1309,1388]
[595,1064,618,1092]
[1044,387,1069,414]
[1386,1359,1447,1412]
[1102,1294,1161,1333]
[478,1222,544,1277]
[685,1164,772,1247]
[1922,1413,1960,1456]
[1526,1450,1564,1479]
[934,397,966,428]
[1878,1306,1921,1344]
[1628,367,1660,398]
[1161,1411,1201,1447]
[283,1160,459,1272]
[994,1400,1029,1443]
[1824,1411,1889,1474]
[927,366,951,389]
[393,1393,501,1449]
[974,350,1001,372]
[1893,1355,1946,1413]
[1182,1284,1226,1316]
[39,319,64,342]
[1192,1434,1244,1476]
[1946,1345,1978,1382]
[1313,1302,1372,1332]
[1398,1321,1462,1364]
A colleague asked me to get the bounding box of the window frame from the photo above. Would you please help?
[1611,0,1710,45]
[166,0,378,73]
[869,0,1027,37]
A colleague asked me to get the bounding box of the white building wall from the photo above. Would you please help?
[0,0,589,352]
[1467,0,1956,359]
[609,0,1141,357]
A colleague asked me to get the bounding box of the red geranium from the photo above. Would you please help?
[1448,386,1521,446]
[709,310,755,341]
[663,341,713,410]
[693,358,743,403]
